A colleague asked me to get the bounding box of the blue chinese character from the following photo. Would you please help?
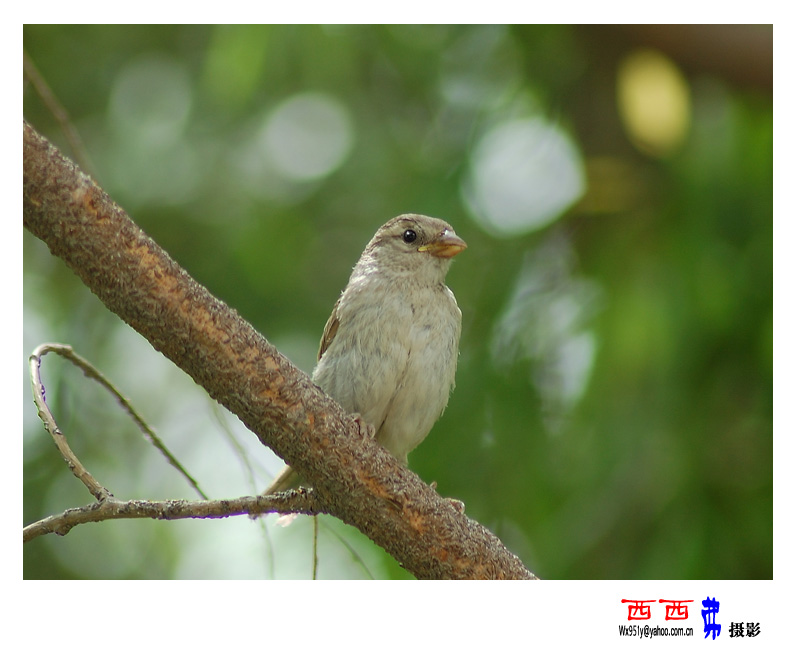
[702,596,721,640]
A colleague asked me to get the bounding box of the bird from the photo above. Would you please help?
[264,213,466,495]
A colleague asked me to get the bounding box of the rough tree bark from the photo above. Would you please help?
[23,120,537,580]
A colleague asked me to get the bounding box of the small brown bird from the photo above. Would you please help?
[265,214,466,494]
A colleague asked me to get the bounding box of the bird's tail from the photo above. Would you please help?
[263,465,300,495]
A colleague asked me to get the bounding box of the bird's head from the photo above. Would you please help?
[362,214,467,280]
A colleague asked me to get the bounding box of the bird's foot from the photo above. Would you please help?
[429,482,465,513]
[352,414,376,440]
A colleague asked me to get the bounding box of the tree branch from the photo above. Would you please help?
[23,490,323,543]
[23,120,537,580]
[29,342,208,500]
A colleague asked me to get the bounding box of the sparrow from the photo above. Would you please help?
[265,213,467,494]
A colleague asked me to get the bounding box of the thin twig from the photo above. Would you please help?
[23,51,98,180]
[210,400,266,494]
[312,515,319,580]
[210,401,276,577]
[319,519,377,579]
[23,489,323,543]
[29,344,113,502]
[29,343,209,500]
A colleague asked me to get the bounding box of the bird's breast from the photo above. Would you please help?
[312,280,461,463]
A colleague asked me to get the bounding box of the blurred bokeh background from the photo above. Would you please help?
[23,25,772,579]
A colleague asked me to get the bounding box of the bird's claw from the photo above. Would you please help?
[353,414,376,440]
[446,498,466,514]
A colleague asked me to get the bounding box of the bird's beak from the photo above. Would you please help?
[418,228,467,258]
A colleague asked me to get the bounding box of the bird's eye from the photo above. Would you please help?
[402,229,417,244]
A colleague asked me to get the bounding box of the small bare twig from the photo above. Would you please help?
[29,344,113,501]
[23,488,323,543]
[23,52,98,180]
[29,343,209,500]
[312,515,319,580]
[318,520,377,579]
[26,343,323,545]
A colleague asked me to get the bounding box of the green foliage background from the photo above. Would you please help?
[23,25,772,579]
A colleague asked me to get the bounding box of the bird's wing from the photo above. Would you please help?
[318,298,342,360]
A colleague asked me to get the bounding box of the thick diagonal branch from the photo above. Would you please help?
[23,120,536,580]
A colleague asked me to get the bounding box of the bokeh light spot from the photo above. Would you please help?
[260,92,354,182]
[109,54,192,148]
[462,117,585,237]
[617,49,691,157]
